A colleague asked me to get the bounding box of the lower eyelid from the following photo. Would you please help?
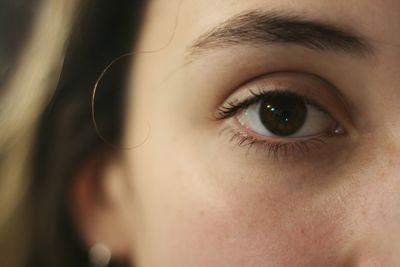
[219,125,328,161]
[233,114,328,143]
[221,102,345,162]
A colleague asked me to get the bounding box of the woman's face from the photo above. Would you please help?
[106,0,400,266]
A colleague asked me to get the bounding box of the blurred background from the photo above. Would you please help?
[0,0,36,90]
[0,1,142,266]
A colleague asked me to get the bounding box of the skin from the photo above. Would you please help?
[73,0,400,266]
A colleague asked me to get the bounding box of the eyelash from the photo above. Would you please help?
[222,127,326,158]
[215,89,329,120]
[214,88,338,159]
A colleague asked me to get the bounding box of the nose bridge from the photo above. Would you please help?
[341,140,400,266]
[335,19,400,266]
[342,237,400,267]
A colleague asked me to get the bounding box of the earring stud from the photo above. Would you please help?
[89,243,112,267]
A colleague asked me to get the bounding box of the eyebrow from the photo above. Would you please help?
[188,10,373,59]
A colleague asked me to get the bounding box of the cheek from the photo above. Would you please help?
[129,132,348,267]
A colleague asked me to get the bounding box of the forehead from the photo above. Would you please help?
[180,0,399,24]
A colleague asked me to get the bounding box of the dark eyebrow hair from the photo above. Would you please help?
[188,10,373,58]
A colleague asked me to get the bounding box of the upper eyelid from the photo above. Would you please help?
[220,70,343,104]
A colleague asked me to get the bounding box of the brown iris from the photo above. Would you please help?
[259,93,307,136]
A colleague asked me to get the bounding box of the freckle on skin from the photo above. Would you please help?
[361,209,367,216]
[300,227,306,235]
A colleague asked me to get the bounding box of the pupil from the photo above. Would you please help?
[259,93,307,136]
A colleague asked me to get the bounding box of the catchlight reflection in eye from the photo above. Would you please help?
[237,91,344,138]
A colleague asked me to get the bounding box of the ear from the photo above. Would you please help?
[69,152,134,260]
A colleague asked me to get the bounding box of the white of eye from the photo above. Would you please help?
[237,100,334,138]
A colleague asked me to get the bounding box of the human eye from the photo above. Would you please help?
[214,72,350,160]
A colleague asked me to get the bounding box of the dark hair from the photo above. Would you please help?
[30,1,147,266]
